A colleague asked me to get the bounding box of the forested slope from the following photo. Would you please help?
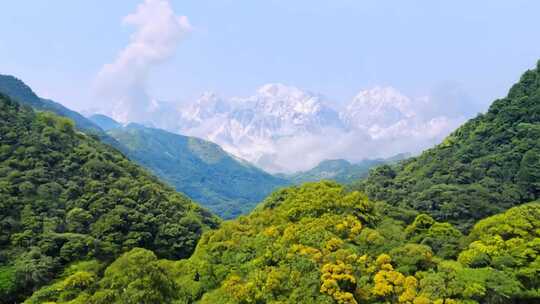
[25,181,540,303]
[0,75,288,219]
[357,62,540,228]
[0,75,104,135]
[91,118,289,219]
[9,62,540,304]
[0,95,219,302]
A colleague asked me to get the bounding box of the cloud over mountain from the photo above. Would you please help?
[94,79,475,173]
[95,0,190,123]
[172,85,469,172]
[87,2,483,173]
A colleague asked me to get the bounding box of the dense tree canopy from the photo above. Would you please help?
[0,95,219,302]
[356,61,540,229]
[4,61,540,303]
[25,182,540,303]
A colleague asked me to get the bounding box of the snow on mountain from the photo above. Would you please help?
[341,86,463,142]
[95,84,466,173]
[181,92,230,125]
[178,84,346,171]
[342,86,415,131]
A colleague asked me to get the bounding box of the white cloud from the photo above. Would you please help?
[95,0,191,122]
[261,115,464,173]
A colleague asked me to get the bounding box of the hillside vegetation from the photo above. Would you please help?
[0,75,289,220]
[25,182,540,303]
[91,118,289,219]
[6,62,540,304]
[0,95,219,302]
[0,75,104,136]
[285,154,409,185]
[357,61,540,229]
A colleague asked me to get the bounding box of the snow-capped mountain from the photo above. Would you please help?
[341,86,415,131]
[340,86,463,141]
[184,84,343,134]
[181,92,230,126]
[94,84,468,173]
[179,84,346,171]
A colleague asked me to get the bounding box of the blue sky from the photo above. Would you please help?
[1,0,540,111]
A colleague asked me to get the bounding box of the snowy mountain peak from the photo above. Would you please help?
[245,83,331,118]
[343,86,416,129]
[182,92,230,123]
[349,86,412,114]
[103,83,464,173]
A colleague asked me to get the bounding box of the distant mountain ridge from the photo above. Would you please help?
[105,83,467,173]
[89,115,290,219]
[0,75,123,149]
[0,74,289,219]
[283,153,410,184]
[88,113,122,131]
[0,75,104,135]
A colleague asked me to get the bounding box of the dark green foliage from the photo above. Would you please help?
[0,95,219,302]
[0,73,289,220]
[95,120,289,219]
[357,62,540,229]
[0,265,17,299]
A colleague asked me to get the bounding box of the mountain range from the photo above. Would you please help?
[89,115,288,219]
[11,60,539,303]
[0,76,288,219]
[0,75,104,135]
[100,83,469,173]
[281,153,410,185]
[1,75,431,219]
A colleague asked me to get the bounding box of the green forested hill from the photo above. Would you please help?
[9,62,540,303]
[357,62,540,229]
[0,75,105,135]
[90,117,289,219]
[285,154,409,185]
[0,75,289,219]
[26,181,540,303]
[0,95,219,302]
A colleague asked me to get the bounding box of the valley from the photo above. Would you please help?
[0,61,538,303]
[1,2,540,302]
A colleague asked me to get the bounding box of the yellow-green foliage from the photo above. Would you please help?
[458,202,540,291]
[25,184,540,303]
